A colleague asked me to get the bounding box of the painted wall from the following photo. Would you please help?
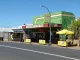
[33,12,62,25]
[62,16,75,29]
[33,11,75,29]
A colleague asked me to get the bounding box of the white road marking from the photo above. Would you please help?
[0,45,79,60]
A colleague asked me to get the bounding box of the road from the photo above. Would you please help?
[0,42,80,60]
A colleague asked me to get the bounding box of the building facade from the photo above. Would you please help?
[0,28,13,41]
[12,11,75,44]
[33,11,75,29]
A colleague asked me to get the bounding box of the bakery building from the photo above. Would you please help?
[13,11,75,44]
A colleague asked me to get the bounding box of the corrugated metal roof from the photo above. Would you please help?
[0,28,13,32]
[12,26,22,29]
[12,24,33,29]
[0,28,3,32]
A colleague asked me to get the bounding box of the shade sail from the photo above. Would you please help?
[56,29,74,34]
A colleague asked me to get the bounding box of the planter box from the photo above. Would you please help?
[25,39,31,43]
[58,41,67,46]
[39,39,46,45]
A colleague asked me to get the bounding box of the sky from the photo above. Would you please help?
[0,0,80,28]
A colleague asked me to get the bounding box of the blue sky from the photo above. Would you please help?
[0,0,80,27]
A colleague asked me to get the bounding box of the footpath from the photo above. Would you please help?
[52,44,80,50]
[2,41,80,51]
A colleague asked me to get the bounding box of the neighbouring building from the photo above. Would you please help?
[0,28,13,41]
[12,26,24,42]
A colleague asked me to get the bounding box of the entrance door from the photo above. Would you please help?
[52,31,59,44]
[32,32,45,42]
[13,33,23,42]
[44,31,59,44]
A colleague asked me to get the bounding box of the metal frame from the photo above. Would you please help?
[40,5,52,45]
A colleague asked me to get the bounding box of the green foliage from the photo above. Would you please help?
[8,37,12,41]
[68,17,80,39]
[68,21,77,31]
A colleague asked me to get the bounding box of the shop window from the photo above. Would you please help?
[13,33,20,38]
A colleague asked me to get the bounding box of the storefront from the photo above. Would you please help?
[0,28,13,41]
[12,11,75,44]
[12,29,24,42]
[22,23,62,44]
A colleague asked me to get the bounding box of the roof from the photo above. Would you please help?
[34,11,74,18]
[0,28,13,32]
[12,24,33,30]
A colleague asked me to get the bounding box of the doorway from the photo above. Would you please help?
[13,33,23,42]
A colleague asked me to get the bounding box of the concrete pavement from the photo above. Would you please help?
[0,42,80,60]
[4,41,80,50]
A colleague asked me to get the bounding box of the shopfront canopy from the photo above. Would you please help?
[56,29,74,34]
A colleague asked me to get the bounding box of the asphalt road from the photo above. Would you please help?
[0,42,80,60]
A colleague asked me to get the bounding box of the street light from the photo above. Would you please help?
[40,5,52,45]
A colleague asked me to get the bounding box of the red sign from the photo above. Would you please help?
[38,29,44,32]
[22,25,26,29]
[33,24,44,28]
[43,23,49,27]
[57,24,62,27]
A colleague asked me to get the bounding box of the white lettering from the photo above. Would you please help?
[33,25,44,28]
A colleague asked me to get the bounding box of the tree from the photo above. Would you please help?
[68,17,80,46]
[77,17,80,46]
[68,20,77,38]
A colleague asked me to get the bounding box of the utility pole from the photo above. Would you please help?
[40,5,52,45]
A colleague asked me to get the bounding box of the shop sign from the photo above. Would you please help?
[14,30,24,33]
[26,25,33,28]
[33,24,44,28]
[22,25,26,29]
[53,24,58,27]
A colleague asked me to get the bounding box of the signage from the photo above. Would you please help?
[22,24,45,29]
[26,25,33,28]
[13,29,24,33]
[33,24,44,28]
[38,28,44,32]
[53,24,58,27]
[57,24,62,27]
[22,25,26,29]
[43,24,49,27]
